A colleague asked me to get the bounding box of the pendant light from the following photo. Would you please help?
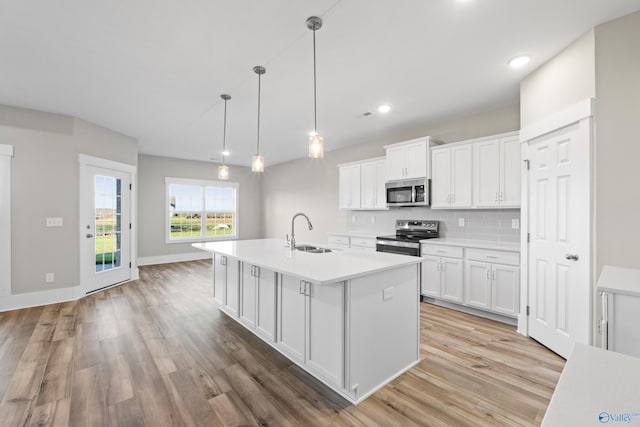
[251,66,266,173]
[307,16,324,158]
[217,94,231,180]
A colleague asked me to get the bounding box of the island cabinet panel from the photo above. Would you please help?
[277,275,306,363]
[212,254,226,305]
[240,263,257,328]
[347,264,419,402]
[256,267,277,342]
[224,258,240,317]
[307,282,344,388]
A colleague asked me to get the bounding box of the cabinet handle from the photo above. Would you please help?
[492,271,496,280]
[220,256,227,266]
[436,250,446,253]
[299,280,305,294]
[486,255,498,259]
[565,254,579,261]
[500,192,504,201]
[254,266,260,278]
[495,192,499,203]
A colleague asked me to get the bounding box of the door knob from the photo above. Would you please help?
[86,233,94,238]
[565,254,579,261]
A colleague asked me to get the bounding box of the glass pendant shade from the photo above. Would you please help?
[217,164,229,180]
[309,134,324,158]
[251,155,264,173]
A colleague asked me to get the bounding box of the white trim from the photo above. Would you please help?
[0,285,80,312]
[519,98,594,142]
[79,153,136,173]
[138,252,212,266]
[0,144,14,298]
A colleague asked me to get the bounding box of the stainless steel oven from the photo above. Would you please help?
[385,179,429,207]
[376,220,439,257]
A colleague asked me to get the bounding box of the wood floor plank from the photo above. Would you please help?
[0,260,564,427]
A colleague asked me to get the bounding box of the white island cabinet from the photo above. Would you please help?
[193,239,422,404]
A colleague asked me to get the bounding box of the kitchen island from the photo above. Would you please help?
[193,238,423,404]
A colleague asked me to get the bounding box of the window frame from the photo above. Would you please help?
[165,177,239,244]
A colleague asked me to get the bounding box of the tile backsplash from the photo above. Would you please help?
[346,207,520,243]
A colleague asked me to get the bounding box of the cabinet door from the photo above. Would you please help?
[224,258,240,317]
[256,267,277,342]
[491,264,520,317]
[307,282,344,387]
[500,137,521,207]
[474,140,501,208]
[385,146,406,181]
[421,256,441,297]
[239,263,257,328]
[465,261,491,309]
[450,145,472,208]
[360,161,376,209]
[431,148,451,208]
[339,164,361,210]
[374,159,387,209]
[440,257,463,303]
[405,140,427,179]
[213,254,226,305]
[277,275,306,362]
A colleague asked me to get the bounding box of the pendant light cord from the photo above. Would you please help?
[313,27,318,133]
[222,98,227,163]
[256,73,261,155]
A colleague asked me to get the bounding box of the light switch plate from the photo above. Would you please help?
[46,217,63,227]
[458,218,465,227]
[45,273,55,283]
[512,219,520,229]
[383,287,394,301]
[351,215,356,224]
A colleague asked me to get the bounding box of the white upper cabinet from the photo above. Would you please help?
[360,158,386,210]
[473,133,521,208]
[384,136,442,181]
[338,163,361,210]
[431,144,473,209]
[339,157,386,211]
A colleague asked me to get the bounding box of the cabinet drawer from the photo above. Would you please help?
[421,244,463,258]
[465,248,520,266]
[351,237,376,249]
[328,235,350,246]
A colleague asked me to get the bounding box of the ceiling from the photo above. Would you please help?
[2,1,639,167]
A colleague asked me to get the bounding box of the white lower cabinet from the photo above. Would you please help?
[212,254,226,305]
[277,275,344,387]
[223,257,240,317]
[240,264,277,341]
[423,244,520,319]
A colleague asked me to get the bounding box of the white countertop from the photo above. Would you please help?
[193,238,422,285]
[597,265,640,297]
[542,343,640,426]
[419,238,521,252]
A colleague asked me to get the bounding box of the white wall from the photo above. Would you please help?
[594,10,640,272]
[520,30,596,128]
[262,106,520,242]
[0,105,138,295]
[137,154,263,261]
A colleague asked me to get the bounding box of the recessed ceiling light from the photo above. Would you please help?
[377,105,391,114]
[508,55,531,68]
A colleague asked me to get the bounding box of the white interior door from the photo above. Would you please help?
[527,118,591,358]
[80,164,131,293]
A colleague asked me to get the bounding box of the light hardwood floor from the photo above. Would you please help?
[0,260,564,426]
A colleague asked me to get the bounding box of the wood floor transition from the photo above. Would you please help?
[0,259,564,426]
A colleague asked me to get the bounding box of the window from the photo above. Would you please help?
[166,177,238,242]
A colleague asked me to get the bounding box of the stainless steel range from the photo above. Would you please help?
[376,220,439,257]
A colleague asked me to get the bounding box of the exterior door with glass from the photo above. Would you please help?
[80,164,131,293]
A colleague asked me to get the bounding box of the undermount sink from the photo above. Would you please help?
[295,245,333,254]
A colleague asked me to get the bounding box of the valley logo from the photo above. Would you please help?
[598,411,640,424]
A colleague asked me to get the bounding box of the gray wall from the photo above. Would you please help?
[1,105,137,295]
[137,154,263,259]
[262,106,520,242]
[594,10,640,271]
[520,30,595,127]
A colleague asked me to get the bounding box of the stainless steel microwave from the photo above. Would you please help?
[385,179,430,207]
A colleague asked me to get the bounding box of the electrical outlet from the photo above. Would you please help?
[46,217,64,227]
[45,273,55,283]
[383,287,394,301]
[512,219,520,229]
[458,217,465,227]
[351,215,356,224]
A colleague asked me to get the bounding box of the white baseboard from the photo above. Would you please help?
[0,285,81,312]
[137,252,211,266]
